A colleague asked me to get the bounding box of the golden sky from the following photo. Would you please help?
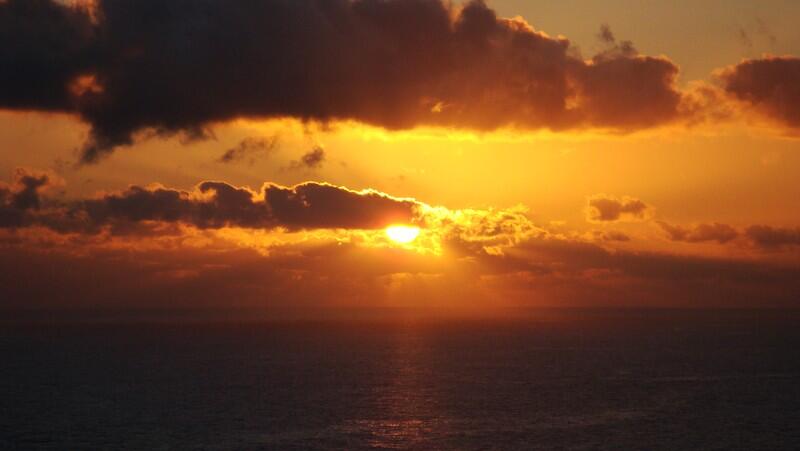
[2,0,800,316]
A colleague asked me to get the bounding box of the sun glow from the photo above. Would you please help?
[385,225,420,244]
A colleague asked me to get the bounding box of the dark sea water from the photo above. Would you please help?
[2,310,800,450]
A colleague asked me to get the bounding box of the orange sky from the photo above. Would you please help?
[2,0,800,316]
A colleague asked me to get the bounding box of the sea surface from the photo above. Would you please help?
[2,310,800,450]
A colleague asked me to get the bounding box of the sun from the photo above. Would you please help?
[385,225,420,244]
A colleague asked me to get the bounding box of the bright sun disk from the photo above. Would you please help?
[385,225,420,243]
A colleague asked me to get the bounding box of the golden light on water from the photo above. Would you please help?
[385,225,420,244]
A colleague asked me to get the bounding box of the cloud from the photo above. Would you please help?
[0,0,96,111]
[594,24,636,59]
[0,0,688,162]
[718,56,800,129]
[2,170,800,312]
[653,221,800,250]
[745,224,800,249]
[81,181,418,231]
[459,231,800,307]
[657,221,739,244]
[597,24,616,44]
[591,229,631,242]
[0,168,58,227]
[5,208,800,314]
[288,146,326,170]
[217,136,278,164]
[0,170,420,233]
[736,19,777,51]
[585,194,653,223]
[263,182,415,230]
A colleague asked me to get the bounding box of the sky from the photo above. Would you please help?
[2,0,800,317]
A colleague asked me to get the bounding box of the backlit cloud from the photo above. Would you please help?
[0,171,420,233]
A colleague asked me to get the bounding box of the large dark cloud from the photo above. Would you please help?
[719,56,800,129]
[0,0,686,162]
[0,0,96,111]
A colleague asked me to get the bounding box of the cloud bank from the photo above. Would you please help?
[0,171,420,233]
[2,169,800,312]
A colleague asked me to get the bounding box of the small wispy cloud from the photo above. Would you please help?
[217,136,278,165]
[288,146,326,171]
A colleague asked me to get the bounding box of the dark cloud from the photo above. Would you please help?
[653,221,800,250]
[1,174,419,233]
[218,136,278,164]
[597,24,615,44]
[581,26,678,128]
[586,194,653,222]
[457,232,800,307]
[657,221,739,244]
[0,0,687,162]
[265,182,416,229]
[577,55,679,128]
[0,168,55,227]
[719,56,800,129]
[289,146,326,170]
[82,181,418,231]
[594,24,636,59]
[0,0,96,111]
[745,225,800,250]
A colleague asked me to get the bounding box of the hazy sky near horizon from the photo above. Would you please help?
[2,0,800,314]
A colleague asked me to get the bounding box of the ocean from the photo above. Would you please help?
[2,310,799,450]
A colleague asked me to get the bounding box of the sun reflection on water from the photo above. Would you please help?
[343,325,451,449]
